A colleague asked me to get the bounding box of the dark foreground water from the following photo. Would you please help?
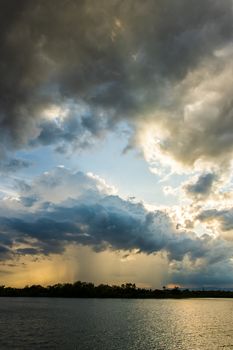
[0,298,233,349]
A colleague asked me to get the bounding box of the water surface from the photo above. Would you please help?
[0,298,233,349]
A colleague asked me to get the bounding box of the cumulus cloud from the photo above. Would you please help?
[197,208,233,234]
[4,199,231,264]
[184,172,217,199]
[0,0,232,169]
[0,166,232,284]
[170,258,233,288]
[15,166,117,205]
[1,1,233,286]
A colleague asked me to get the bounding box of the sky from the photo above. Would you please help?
[0,0,233,289]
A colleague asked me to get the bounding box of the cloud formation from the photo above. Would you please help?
[185,172,217,199]
[0,166,232,288]
[0,0,232,169]
[1,1,233,287]
[170,258,233,288]
[0,158,31,173]
[197,208,233,234]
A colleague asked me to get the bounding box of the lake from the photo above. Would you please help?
[0,298,233,349]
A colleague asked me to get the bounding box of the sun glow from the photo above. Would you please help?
[137,122,184,175]
[42,104,69,122]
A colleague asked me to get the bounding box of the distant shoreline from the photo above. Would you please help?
[1,281,233,299]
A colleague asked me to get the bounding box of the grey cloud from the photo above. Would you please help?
[0,158,31,173]
[0,233,13,248]
[169,233,233,287]
[31,107,110,151]
[0,245,12,261]
[185,172,217,199]
[197,208,233,232]
[14,180,32,193]
[0,167,231,265]
[171,259,233,288]
[14,166,115,206]
[197,209,221,221]
[0,0,232,166]
[15,247,40,256]
[0,166,232,286]
[20,195,39,207]
[1,194,231,264]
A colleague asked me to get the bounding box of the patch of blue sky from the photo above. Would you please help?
[15,128,188,206]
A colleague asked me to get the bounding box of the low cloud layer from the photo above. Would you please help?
[170,259,233,288]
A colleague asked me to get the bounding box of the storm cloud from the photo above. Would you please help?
[170,259,233,288]
[0,0,233,168]
[1,1,233,288]
[0,167,232,275]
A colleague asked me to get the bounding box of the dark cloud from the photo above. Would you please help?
[16,247,43,256]
[0,158,31,173]
[20,195,39,207]
[30,106,109,151]
[0,166,232,286]
[171,259,233,288]
[197,208,233,232]
[185,172,217,199]
[0,233,13,248]
[0,0,232,165]
[0,194,231,265]
[0,245,12,261]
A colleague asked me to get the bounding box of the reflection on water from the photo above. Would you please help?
[0,298,233,349]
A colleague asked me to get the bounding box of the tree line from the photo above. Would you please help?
[0,282,233,298]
